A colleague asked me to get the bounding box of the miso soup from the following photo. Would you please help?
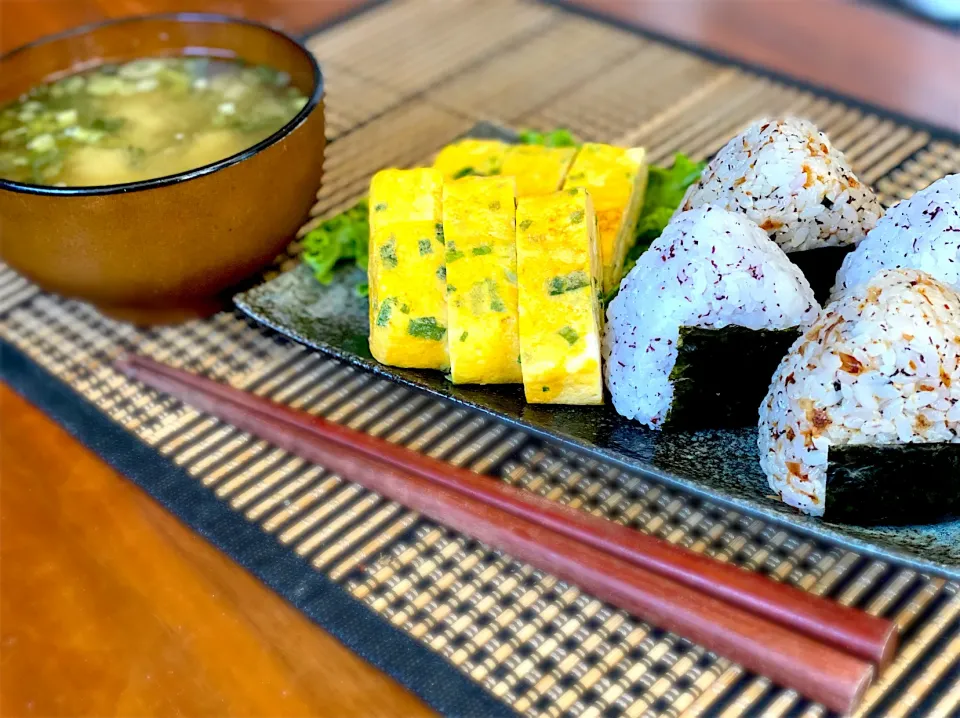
[0,57,309,187]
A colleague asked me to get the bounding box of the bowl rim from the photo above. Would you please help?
[0,12,324,197]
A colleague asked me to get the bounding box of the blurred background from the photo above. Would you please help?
[1,0,957,55]
[889,0,960,27]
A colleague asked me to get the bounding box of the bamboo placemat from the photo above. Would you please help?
[2,1,959,715]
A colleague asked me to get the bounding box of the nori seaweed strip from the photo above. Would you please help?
[786,245,856,305]
[665,326,800,429]
[825,443,960,526]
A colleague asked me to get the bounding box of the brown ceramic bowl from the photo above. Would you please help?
[0,14,325,324]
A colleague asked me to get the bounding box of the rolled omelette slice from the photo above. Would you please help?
[442,176,522,384]
[368,168,448,370]
[433,139,508,181]
[562,143,648,294]
[516,188,603,404]
[369,167,443,234]
[500,144,577,197]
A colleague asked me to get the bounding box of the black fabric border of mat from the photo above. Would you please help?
[0,338,515,718]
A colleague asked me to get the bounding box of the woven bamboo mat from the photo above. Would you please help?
[2,1,959,715]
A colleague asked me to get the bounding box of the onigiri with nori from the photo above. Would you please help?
[604,206,818,428]
[759,269,960,518]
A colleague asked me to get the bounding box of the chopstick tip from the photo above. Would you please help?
[849,663,875,715]
[878,622,900,672]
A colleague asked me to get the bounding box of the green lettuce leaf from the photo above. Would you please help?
[302,199,369,287]
[517,128,579,147]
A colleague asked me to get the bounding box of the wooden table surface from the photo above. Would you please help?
[1,2,958,717]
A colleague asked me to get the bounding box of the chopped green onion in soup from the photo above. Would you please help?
[0,56,310,186]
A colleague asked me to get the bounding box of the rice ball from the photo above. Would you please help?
[759,269,960,516]
[604,206,818,428]
[833,173,960,297]
[680,118,883,252]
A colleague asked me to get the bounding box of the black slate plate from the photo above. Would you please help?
[235,123,960,579]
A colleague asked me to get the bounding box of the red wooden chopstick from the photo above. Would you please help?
[117,354,897,668]
[116,354,888,714]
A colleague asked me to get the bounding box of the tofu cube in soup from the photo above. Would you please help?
[442,176,522,384]
[501,145,577,197]
[562,144,648,293]
[516,188,604,405]
[368,168,449,370]
[433,139,508,180]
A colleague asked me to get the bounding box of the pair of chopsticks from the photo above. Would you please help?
[116,354,897,714]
